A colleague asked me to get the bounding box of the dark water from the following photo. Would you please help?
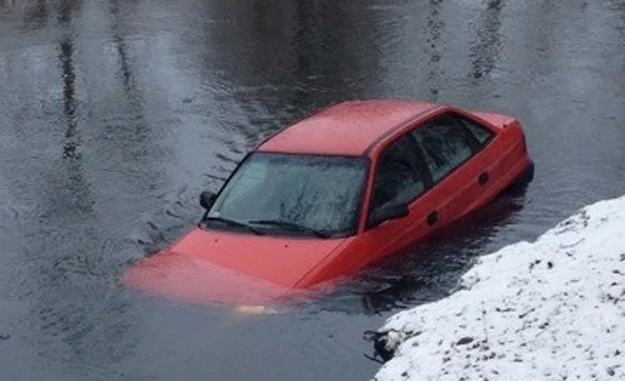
[1,0,624,379]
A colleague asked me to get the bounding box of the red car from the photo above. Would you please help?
[124,100,533,306]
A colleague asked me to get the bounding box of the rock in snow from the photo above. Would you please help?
[373,195,625,380]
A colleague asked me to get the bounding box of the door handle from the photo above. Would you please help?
[479,172,489,185]
[427,211,438,226]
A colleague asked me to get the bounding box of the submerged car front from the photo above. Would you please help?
[124,152,369,306]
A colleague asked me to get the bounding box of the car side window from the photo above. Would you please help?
[456,115,493,146]
[412,115,474,183]
[367,135,427,226]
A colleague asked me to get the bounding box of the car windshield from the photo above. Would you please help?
[203,152,368,237]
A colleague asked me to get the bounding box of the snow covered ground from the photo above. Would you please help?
[373,195,625,380]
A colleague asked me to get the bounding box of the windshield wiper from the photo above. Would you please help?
[248,219,330,239]
[202,216,264,235]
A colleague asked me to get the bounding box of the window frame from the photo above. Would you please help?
[409,112,494,186]
[365,133,433,229]
[451,113,495,152]
[201,151,372,238]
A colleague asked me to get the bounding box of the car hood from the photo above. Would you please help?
[123,227,346,305]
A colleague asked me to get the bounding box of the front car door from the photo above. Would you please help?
[356,133,434,263]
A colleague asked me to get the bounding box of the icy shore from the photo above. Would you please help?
[373,195,625,380]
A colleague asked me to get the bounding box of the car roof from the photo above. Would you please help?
[257,100,437,156]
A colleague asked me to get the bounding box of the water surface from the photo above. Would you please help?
[1,1,624,380]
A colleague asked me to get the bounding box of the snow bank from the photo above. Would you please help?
[373,195,625,380]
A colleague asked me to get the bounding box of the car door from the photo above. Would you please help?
[410,112,493,231]
[355,133,434,263]
[454,113,511,197]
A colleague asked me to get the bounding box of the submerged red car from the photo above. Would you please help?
[124,100,533,305]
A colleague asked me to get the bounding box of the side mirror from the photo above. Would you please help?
[199,191,217,210]
[369,203,409,228]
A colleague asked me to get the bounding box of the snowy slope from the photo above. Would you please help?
[373,195,625,380]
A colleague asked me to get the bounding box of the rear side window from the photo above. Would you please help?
[411,115,474,183]
[456,115,494,145]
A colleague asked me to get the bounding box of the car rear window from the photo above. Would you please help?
[456,115,494,146]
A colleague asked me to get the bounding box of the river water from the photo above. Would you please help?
[1,0,624,380]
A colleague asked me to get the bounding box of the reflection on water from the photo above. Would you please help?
[1,0,625,380]
[469,0,502,80]
[425,0,444,101]
[58,0,80,159]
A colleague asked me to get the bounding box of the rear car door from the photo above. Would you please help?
[410,112,494,231]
